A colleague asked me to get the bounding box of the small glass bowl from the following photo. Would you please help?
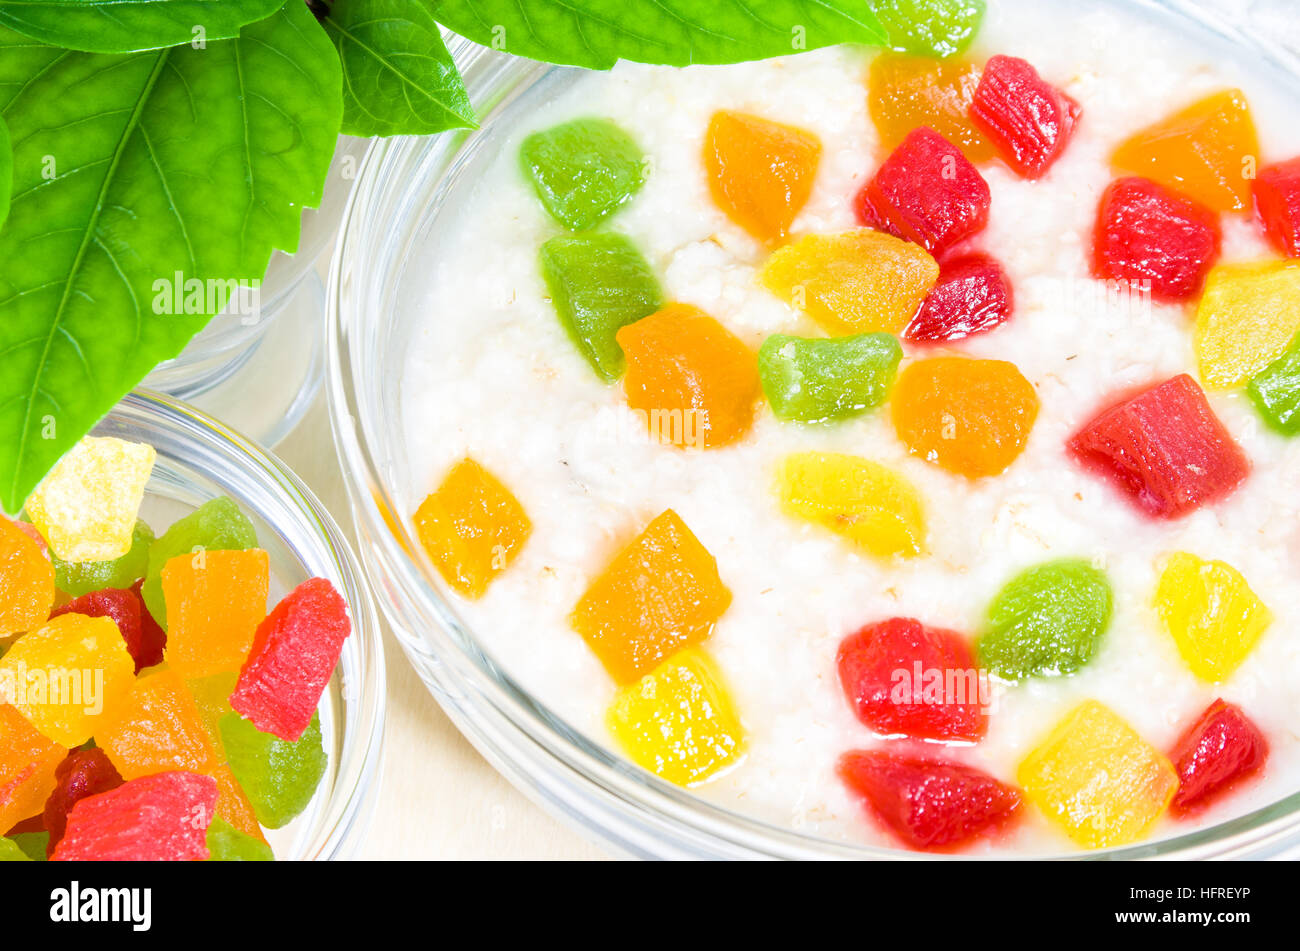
[94,390,386,860]
[328,5,1300,858]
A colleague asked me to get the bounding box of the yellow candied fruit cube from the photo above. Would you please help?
[1017,701,1178,850]
[24,436,155,562]
[606,648,743,786]
[414,458,532,599]
[759,228,939,335]
[1195,260,1300,390]
[0,614,134,747]
[777,451,926,559]
[571,510,732,684]
[1155,552,1271,682]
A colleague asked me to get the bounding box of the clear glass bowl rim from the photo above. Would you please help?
[326,2,1300,859]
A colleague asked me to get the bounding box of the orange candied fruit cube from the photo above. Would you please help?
[704,110,822,244]
[1112,89,1260,213]
[868,52,996,164]
[760,228,939,335]
[0,704,65,832]
[571,510,732,684]
[97,667,221,779]
[162,548,270,679]
[413,458,532,599]
[0,517,55,638]
[891,356,1040,478]
[0,614,134,747]
[616,304,761,449]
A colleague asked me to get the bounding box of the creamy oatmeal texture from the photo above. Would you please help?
[401,0,1300,853]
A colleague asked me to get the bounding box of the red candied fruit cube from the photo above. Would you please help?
[1253,157,1300,257]
[1093,177,1221,302]
[970,55,1082,179]
[837,617,987,742]
[42,748,124,855]
[50,587,153,674]
[856,127,991,256]
[130,580,167,670]
[904,252,1013,342]
[1170,699,1267,815]
[1068,374,1249,519]
[838,750,1021,851]
[230,578,351,742]
[51,770,217,861]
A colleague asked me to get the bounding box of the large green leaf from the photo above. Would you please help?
[0,0,342,513]
[431,0,887,68]
[0,0,288,54]
[0,116,10,231]
[324,0,476,136]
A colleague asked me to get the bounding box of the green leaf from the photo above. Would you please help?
[0,114,9,231]
[431,0,887,68]
[0,0,289,54]
[0,0,342,514]
[323,0,476,136]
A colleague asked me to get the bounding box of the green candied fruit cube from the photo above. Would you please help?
[871,0,986,58]
[977,558,1113,679]
[540,233,664,382]
[220,711,327,830]
[0,837,31,861]
[53,518,154,597]
[205,816,274,861]
[521,118,647,231]
[1248,333,1300,435]
[142,497,258,628]
[7,831,47,861]
[758,333,902,423]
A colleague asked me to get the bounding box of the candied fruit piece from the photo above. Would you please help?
[837,618,986,742]
[1254,157,1300,256]
[50,587,146,674]
[1092,177,1222,302]
[891,357,1039,478]
[871,0,986,58]
[1067,375,1249,518]
[777,451,926,559]
[1195,260,1300,390]
[571,510,731,684]
[606,648,743,787]
[1154,552,1270,683]
[0,515,54,638]
[206,815,273,862]
[7,832,47,860]
[1112,89,1259,213]
[904,252,1013,342]
[1017,700,1177,849]
[414,458,532,600]
[53,518,153,598]
[868,52,996,164]
[976,559,1112,680]
[704,110,821,245]
[0,614,133,746]
[760,229,939,335]
[231,578,352,742]
[838,750,1019,850]
[520,118,646,231]
[51,770,217,861]
[856,127,991,256]
[1170,699,1267,815]
[0,837,29,861]
[0,704,65,833]
[970,55,1081,179]
[141,496,258,628]
[42,748,122,854]
[1248,332,1300,434]
[24,437,154,563]
[162,548,269,679]
[131,580,166,669]
[616,304,761,449]
[220,711,326,830]
[540,233,664,382]
[97,668,220,779]
[758,332,901,424]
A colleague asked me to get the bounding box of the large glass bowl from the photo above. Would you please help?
[326,2,1300,858]
[95,390,386,860]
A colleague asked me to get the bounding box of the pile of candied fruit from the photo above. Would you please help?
[412,0,1298,852]
[1,437,351,862]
